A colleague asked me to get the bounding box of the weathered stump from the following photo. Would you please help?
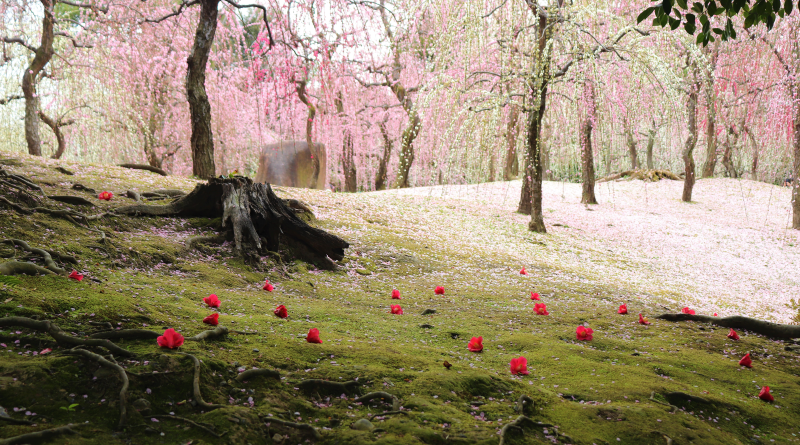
[115,177,348,269]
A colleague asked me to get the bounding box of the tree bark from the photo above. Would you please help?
[720,125,739,179]
[793,94,800,230]
[392,83,420,189]
[744,125,758,179]
[186,0,220,179]
[38,111,74,159]
[701,41,720,178]
[624,122,639,170]
[22,0,56,157]
[296,79,320,189]
[504,103,521,181]
[335,93,356,192]
[375,121,392,191]
[682,72,700,203]
[580,80,597,205]
[645,127,656,169]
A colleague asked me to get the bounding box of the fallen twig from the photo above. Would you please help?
[0,424,77,445]
[656,313,800,339]
[150,415,225,437]
[0,317,132,357]
[68,348,128,429]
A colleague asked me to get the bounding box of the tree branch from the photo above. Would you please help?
[142,0,200,24]
[222,0,273,48]
[1,36,36,53]
[0,95,23,105]
[58,0,109,13]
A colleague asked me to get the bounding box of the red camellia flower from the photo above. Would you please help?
[98,191,113,201]
[520,267,528,275]
[713,312,718,317]
[638,313,651,325]
[727,328,740,340]
[203,294,220,308]
[157,328,184,349]
[306,328,322,344]
[391,289,401,299]
[390,305,403,315]
[534,303,549,315]
[68,270,83,281]
[203,313,219,326]
[739,353,753,368]
[758,386,774,402]
[468,336,483,352]
[618,304,628,314]
[434,286,445,295]
[530,292,541,301]
[262,280,273,292]
[509,356,529,375]
[681,307,696,315]
[274,305,288,319]
[576,325,594,341]
[40,348,52,355]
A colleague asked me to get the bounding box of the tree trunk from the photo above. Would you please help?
[487,147,496,182]
[38,111,73,160]
[295,79,319,189]
[342,131,356,192]
[701,41,720,179]
[22,0,56,157]
[645,128,656,169]
[186,0,219,179]
[375,122,392,191]
[504,104,521,181]
[682,78,700,203]
[624,123,639,170]
[701,107,717,178]
[525,86,547,233]
[580,81,597,205]
[744,126,758,179]
[115,177,349,267]
[541,142,550,181]
[793,98,800,230]
[721,125,739,179]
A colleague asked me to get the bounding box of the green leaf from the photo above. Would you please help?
[685,19,698,33]
[744,12,756,27]
[712,27,724,34]
[774,0,782,11]
[670,17,682,29]
[638,7,657,23]
[677,0,689,8]
[660,13,670,25]
[675,8,683,19]
[766,11,776,27]
[719,0,732,8]
[786,0,794,15]
[663,0,673,15]
[692,2,704,12]
[697,31,706,44]
[699,13,709,24]
[707,1,718,15]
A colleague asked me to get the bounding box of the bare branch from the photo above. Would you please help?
[0,95,23,105]
[142,0,200,24]
[222,0,274,48]
[483,0,509,18]
[58,0,109,13]
[54,31,93,48]
[1,36,36,53]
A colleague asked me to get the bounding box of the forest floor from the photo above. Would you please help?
[0,151,799,445]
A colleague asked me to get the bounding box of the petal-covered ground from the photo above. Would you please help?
[0,152,799,444]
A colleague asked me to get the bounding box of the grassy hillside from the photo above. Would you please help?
[0,152,799,445]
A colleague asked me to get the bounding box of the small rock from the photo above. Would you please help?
[227,416,241,424]
[252,348,260,353]
[0,406,9,418]
[351,418,375,431]
[272,433,284,443]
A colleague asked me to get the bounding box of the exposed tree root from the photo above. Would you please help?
[89,329,160,340]
[235,368,280,382]
[186,325,229,342]
[0,424,78,445]
[0,416,34,425]
[656,313,800,339]
[354,392,399,410]
[368,410,408,420]
[298,379,362,398]
[497,415,555,445]
[118,163,168,176]
[125,190,141,202]
[0,317,133,357]
[186,235,226,251]
[55,167,74,175]
[70,183,94,193]
[87,321,113,330]
[597,169,680,183]
[0,196,33,214]
[47,195,94,206]
[262,416,321,439]
[153,189,186,197]
[0,261,57,276]
[0,239,66,274]
[68,348,128,429]
[514,395,535,416]
[0,168,43,193]
[649,391,677,413]
[149,415,225,437]
[174,352,222,410]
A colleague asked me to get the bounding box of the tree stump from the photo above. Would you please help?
[115,177,348,269]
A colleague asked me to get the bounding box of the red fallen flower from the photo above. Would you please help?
[681,307,696,315]
[739,353,753,368]
[618,304,628,314]
[306,328,322,344]
[434,286,445,295]
[576,325,594,341]
[530,292,541,301]
[39,348,52,355]
[98,191,113,201]
[68,270,83,281]
[274,305,288,319]
[468,336,483,352]
[713,312,718,317]
[520,267,528,275]
[203,313,219,326]
[758,386,774,402]
[203,294,220,308]
[390,305,403,315]
[534,303,549,316]
[262,280,273,292]
[157,328,184,349]
[727,328,740,340]
[509,356,529,375]
[638,313,651,325]
[391,289,401,299]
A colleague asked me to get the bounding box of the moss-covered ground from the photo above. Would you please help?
[1,152,799,444]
